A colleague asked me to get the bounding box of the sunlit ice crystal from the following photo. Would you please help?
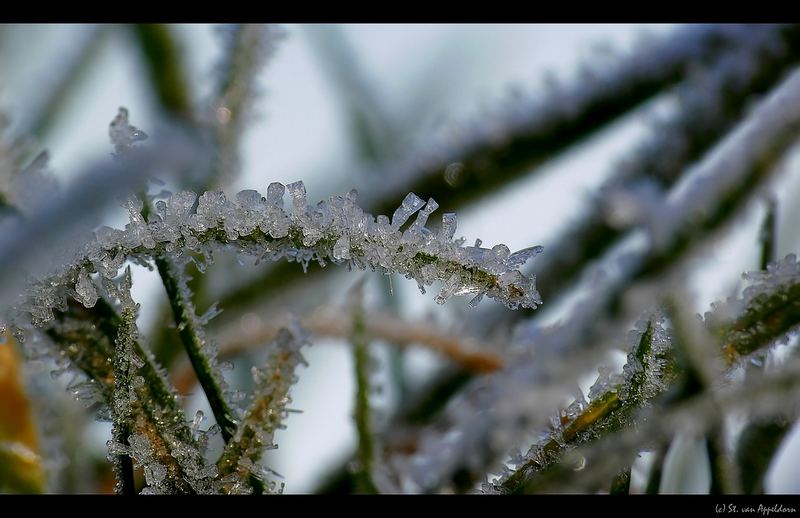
[506,245,544,270]
[10,178,545,334]
[333,235,351,260]
[286,181,307,217]
[266,182,285,207]
[441,212,457,241]
[391,192,425,230]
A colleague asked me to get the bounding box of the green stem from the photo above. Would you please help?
[154,255,237,443]
[111,306,138,496]
[131,24,193,122]
[352,294,378,494]
[760,197,778,270]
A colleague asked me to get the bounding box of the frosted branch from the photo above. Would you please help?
[531,24,800,303]
[216,317,311,494]
[6,179,541,332]
[211,24,771,320]
[155,253,239,443]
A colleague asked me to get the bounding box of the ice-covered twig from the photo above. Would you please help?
[216,317,311,494]
[211,24,774,319]
[357,24,776,217]
[708,253,800,364]
[109,293,138,495]
[155,253,239,443]
[0,127,204,316]
[6,182,542,334]
[530,24,800,304]
[497,255,800,493]
[348,279,379,493]
[503,354,800,493]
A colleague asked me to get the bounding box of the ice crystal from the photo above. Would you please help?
[4,178,542,329]
[216,317,311,493]
[705,253,800,363]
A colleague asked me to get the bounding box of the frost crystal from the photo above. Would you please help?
[216,318,311,493]
[74,270,98,308]
[7,181,542,329]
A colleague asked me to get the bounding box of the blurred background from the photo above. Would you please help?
[1,23,800,494]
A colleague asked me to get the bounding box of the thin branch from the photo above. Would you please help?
[530,24,800,305]
[510,354,800,493]
[215,318,310,494]
[497,257,800,494]
[357,24,771,217]
[174,307,503,393]
[609,467,631,495]
[208,24,284,189]
[109,304,138,495]
[155,254,238,443]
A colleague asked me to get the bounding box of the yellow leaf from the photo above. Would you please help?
[0,334,45,493]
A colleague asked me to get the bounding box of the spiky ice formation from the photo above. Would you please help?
[12,182,543,328]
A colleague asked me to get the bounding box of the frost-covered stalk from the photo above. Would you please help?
[528,24,800,303]
[202,305,504,384]
[99,280,220,494]
[131,24,193,122]
[212,24,772,318]
[110,301,138,495]
[6,180,542,333]
[357,24,772,217]
[759,197,778,271]
[155,254,237,442]
[499,253,800,493]
[216,318,311,494]
[493,314,675,494]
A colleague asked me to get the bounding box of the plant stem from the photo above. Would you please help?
[351,288,378,494]
[155,255,237,443]
[131,24,193,122]
[760,197,778,270]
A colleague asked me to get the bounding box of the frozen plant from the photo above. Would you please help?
[2,23,800,496]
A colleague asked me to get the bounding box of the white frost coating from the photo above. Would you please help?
[217,317,311,494]
[6,180,542,328]
[650,68,800,249]
[704,253,800,359]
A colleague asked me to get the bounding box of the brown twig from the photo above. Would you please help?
[173,307,504,394]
